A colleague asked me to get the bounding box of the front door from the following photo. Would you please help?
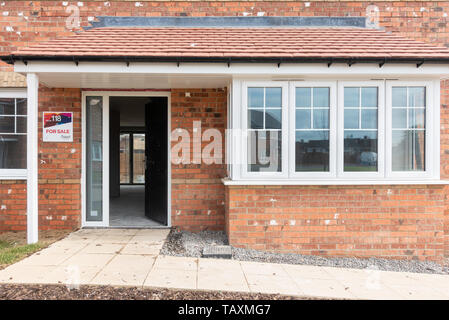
[144,97,168,224]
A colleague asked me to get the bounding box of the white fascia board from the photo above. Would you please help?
[14,61,449,78]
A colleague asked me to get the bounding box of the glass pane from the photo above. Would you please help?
[344,109,359,129]
[409,87,425,107]
[16,117,26,133]
[361,109,377,129]
[133,134,145,183]
[296,88,311,108]
[392,130,425,171]
[0,116,14,133]
[0,98,14,115]
[344,87,360,107]
[247,130,281,172]
[265,88,282,108]
[361,87,378,108]
[313,109,329,129]
[296,109,311,129]
[86,96,103,222]
[392,109,407,129]
[344,131,378,171]
[0,134,26,169]
[295,131,329,172]
[392,87,407,107]
[313,88,330,108]
[248,87,264,108]
[248,110,264,129]
[409,108,425,129]
[119,134,130,184]
[265,109,281,129]
[16,98,27,115]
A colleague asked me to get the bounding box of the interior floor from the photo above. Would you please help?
[110,185,163,227]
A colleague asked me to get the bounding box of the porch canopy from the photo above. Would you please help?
[3,21,449,244]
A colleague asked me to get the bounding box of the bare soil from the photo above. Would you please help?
[0,284,305,300]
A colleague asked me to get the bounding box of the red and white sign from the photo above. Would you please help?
[43,112,73,142]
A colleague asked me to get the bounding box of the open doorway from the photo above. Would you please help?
[109,96,168,227]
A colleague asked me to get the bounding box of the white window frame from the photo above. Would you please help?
[232,79,440,183]
[289,81,337,179]
[337,81,385,179]
[241,81,289,179]
[385,80,437,180]
[0,89,27,180]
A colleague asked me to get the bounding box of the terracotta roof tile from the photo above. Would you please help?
[9,27,449,60]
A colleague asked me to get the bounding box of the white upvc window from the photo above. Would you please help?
[0,89,27,179]
[337,81,385,179]
[235,79,439,183]
[288,81,337,178]
[385,80,437,179]
[241,81,289,179]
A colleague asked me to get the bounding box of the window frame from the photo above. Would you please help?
[385,80,437,180]
[241,81,289,179]
[288,81,337,179]
[233,79,439,183]
[337,80,385,179]
[0,89,27,180]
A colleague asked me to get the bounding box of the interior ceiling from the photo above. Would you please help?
[110,97,151,127]
[36,73,231,89]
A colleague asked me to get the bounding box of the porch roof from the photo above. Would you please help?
[4,27,449,65]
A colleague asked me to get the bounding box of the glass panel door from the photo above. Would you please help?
[86,96,103,222]
[133,133,145,183]
[120,133,130,183]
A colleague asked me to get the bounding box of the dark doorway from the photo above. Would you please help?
[145,97,168,225]
[109,96,168,227]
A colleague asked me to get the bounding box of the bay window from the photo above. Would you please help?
[237,79,438,182]
[0,89,27,179]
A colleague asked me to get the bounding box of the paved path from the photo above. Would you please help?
[1,229,449,300]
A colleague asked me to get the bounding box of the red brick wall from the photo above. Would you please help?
[171,88,227,231]
[0,181,26,231]
[226,185,446,261]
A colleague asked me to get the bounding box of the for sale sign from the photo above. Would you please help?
[43,112,73,142]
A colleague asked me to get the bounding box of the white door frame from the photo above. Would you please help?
[81,91,172,228]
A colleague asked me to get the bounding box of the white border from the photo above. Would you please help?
[289,81,337,179]
[0,88,27,180]
[81,91,172,228]
[337,80,385,179]
[230,79,441,183]
[240,81,289,179]
[385,80,437,179]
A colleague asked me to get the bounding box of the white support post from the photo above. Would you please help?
[26,73,39,244]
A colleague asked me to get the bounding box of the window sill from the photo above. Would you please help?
[222,178,449,186]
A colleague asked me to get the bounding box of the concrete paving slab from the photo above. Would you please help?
[121,243,162,255]
[13,253,70,267]
[197,258,249,293]
[154,256,198,271]
[144,268,197,290]
[0,266,58,284]
[245,273,301,295]
[294,278,357,299]
[61,253,115,268]
[41,265,102,285]
[91,254,156,286]
[78,243,124,255]
[240,261,290,277]
[282,264,334,280]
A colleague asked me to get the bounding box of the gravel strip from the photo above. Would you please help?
[0,284,304,300]
[161,229,449,275]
